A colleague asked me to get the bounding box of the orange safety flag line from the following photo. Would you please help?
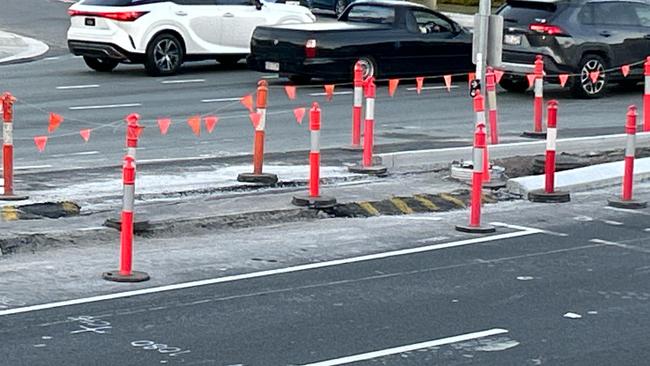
[157,118,171,135]
[240,94,254,112]
[204,115,219,133]
[415,77,424,94]
[34,136,48,152]
[526,74,536,89]
[494,69,505,84]
[284,85,297,100]
[443,75,452,92]
[249,111,261,129]
[558,74,569,88]
[388,79,399,97]
[187,115,201,137]
[324,84,335,101]
[80,129,91,142]
[48,112,63,133]
[621,64,630,77]
[293,107,306,124]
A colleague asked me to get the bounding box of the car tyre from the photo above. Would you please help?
[499,76,528,93]
[335,0,348,17]
[356,56,377,79]
[83,56,119,72]
[144,33,184,77]
[571,54,607,99]
[217,55,242,68]
[288,75,311,84]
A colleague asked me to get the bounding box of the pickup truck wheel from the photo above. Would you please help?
[217,55,241,67]
[335,0,348,16]
[288,75,311,84]
[499,76,528,93]
[144,33,184,76]
[83,56,119,72]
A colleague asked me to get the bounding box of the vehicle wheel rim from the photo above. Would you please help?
[153,38,180,72]
[358,58,374,78]
[336,0,346,15]
[580,59,605,95]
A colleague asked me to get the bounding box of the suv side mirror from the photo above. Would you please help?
[254,0,263,10]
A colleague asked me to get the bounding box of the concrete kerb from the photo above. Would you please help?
[0,31,49,65]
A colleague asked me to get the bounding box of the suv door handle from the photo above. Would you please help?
[223,12,235,17]
[599,30,612,37]
[175,10,188,16]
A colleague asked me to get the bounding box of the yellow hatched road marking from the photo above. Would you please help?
[1,206,19,221]
[439,193,466,208]
[413,195,439,211]
[390,197,414,214]
[358,202,380,216]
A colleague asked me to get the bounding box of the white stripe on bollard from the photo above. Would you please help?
[366,98,375,120]
[626,134,636,157]
[256,107,266,131]
[3,122,12,145]
[127,147,136,159]
[473,148,484,173]
[311,130,320,153]
[488,91,497,110]
[646,76,650,94]
[534,78,543,97]
[546,128,557,151]
[123,184,135,212]
[354,87,363,107]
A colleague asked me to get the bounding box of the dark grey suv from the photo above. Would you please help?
[497,0,650,98]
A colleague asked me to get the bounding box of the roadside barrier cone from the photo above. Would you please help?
[486,67,499,145]
[0,92,28,201]
[528,100,571,203]
[522,55,547,139]
[473,92,491,184]
[608,105,647,209]
[292,102,337,209]
[342,61,364,151]
[238,80,278,185]
[349,77,387,175]
[456,122,495,234]
[103,155,150,283]
[644,57,650,132]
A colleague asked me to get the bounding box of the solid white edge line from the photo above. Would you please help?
[56,85,100,90]
[0,229,539,317]
[300,328,509,366]
[69,103,142,110]
[406,85,459,91]
[201,97,242,103]
[604,206,650,216]
[161,79,205,84]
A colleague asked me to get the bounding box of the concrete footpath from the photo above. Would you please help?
[0,30,49,64]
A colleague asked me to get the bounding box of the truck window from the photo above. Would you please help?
[347,5,395,25]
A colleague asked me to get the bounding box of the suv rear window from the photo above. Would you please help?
[499,0,558,25]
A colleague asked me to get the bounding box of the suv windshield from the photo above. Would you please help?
[499,0,558,25]
[346,5,395,25]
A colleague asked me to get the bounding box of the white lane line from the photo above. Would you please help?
[602,220,623,226]
[0,229,539,317]
[604,206,650,216]
[309,91,353,96]
[161,79,205,84]
[51,151,100,158]
[69,103,141,110]
[589,238,621,246]
[491,222,567,237]
[406,85,459,91]
[201,97,242,103]
[590,238,650,254]
[300,328,509,366]
[14,165,53,171]
[43,56,60,61]
[56,84,99,90]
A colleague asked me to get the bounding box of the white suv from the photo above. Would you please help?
[67,0,315,76]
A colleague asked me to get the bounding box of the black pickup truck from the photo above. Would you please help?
[247,0,474,82]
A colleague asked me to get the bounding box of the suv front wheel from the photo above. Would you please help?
[144,33,184,76]
[571,55,607,99]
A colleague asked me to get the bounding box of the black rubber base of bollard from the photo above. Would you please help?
[348,164,388,176]
[0,194,29,201]
[528,189,571,203]
[455,224,496,234]
[237,172,278,185]
[292,194,337,209]
[104,218,151,233]
[521,131,547,139]
[340,145,364,152]
[607,197,648,209]
[102,270,150,283]
[483,180,507,190]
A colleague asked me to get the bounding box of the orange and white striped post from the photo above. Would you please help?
[349,77,387,175]
[0,92,28,201]
[485,67,499,145]
[644,57,650,132]
[523,55,547,138]
[344,61,364,150]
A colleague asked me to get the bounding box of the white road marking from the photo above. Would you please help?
[0,229,540,317]
[394,216,443,221]
[309,91,353,96]
[602,220,623,226]
[43,57,60,61]
[300,328,509,366]
[14,165,53,171]
[590,238,650,253]
[161,79,205,84]
[69,103,141,111]
[56,84,99,90]
[201,97,242,103]
[604,206,650,216]
[491,222,568,237]
[590,238,620,245]
[51,151,100,158]
[406,85,459,91]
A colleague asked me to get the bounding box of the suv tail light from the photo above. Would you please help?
[305,39,317,58]
[68,9,149,22]
[529,23,566,36]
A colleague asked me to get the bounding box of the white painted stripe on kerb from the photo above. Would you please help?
[309,91,353,97]
[161,79,205,84]
[300,328,509,366]
[0,229,540,317]
[69,103,141,110]
[201,97,242,103]
[56,84,99,90]
[406,85,459,91]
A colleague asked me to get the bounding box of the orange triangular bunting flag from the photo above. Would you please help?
[157,118,171,135]
[388,79,399,97]
[443,75,452,92]
[34,136,48,152]
[187,115,201,137]
[558,74,569,88]
[621,64,630,77]
[416,77,424,94]
[79,129,91,142]
[324,84,335,101]
[589,71,600,83]
[526,74,536,88]
[204,115,219,133]
[249,112,261,129]
[48,112,63,133]
[284,85,297,100]
[240,94,254,112]
[293,107,306,125]
[468,72,476,88]
[494,69,505,84]
[135,126,144,138]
